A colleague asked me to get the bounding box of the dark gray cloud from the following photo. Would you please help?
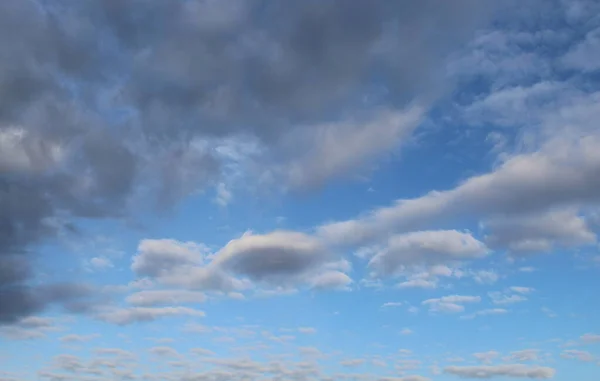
[0,0,494,324]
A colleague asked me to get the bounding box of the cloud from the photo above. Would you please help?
[285,106,425,188]
[0,282,99,324]
[341,359,365,367]
[191,348,216,357]
[581,333,600,344]
[400,328,414,335]
[444,364,556,379]
[131,231,352,295]
[379,377,430,381]
[473,351,500,364]
[382,302,403,308]
[95,306,205,326]
[149,346,180,357]
[308,271,353,291]
[0,0,493,324]
[213,231,332,282]
[422,295,481,314]
[483,208,596,254]
[367,230,489,277]
[398,279,438,289]
[132,239,208,278]
[561,349,595,362]
[562,26,600,72]
[298,327,317,334]
[318,135,600,249]
[89,257,114,271]
[505,350,539,362]
[461,309,508,320]
[488,291,528,305]
[125,290,207,306]
[509,287,535,294]
[60,334,100,344]
[470,270,499,285]
[0,316,57,340]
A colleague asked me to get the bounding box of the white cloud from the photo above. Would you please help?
[483,208,596,254]
[191,348,216,356]
[340,359,366,367]
[581,333,600,344]
[471,270,499,285]
[561,349,595,362]
[298,327,317,334]
[505,349,539,362]
[473,351,500,365]
[125,290,207,306]
[444,364,556,379]
[132,239,208,278]
[367,230,489,277]
[308,271,353,291]
[422,295,481,314]
[379,376,430,381]
[400,328,414,335]
[149,346,180,357]
[96,306,205,325]
[60,334,100,344]
[382,302,403,308]
[285,106,425,189]
[509,287,535,294]
[488,291,528,305]
[89,256,114,270]
[318,135,600,252]
[398,279,438,289]
[130,231,352,295]
[461,309,508,320]
[214,182,233,207]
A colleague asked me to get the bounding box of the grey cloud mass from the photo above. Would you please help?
[0,0,493,324]
[444,364,556,379]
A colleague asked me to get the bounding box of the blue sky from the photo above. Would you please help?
[1,1,600,381]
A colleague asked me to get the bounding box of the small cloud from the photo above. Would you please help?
[214,182,232,207]
[461,308,508,320]
[518,267,536,273]
[541,307,557,318]
[341,359,365,367]
[400,328,414,335]
[298,327,317,334]
[89,256,114,271]
[60,334,100,344]
[382,302,403,308]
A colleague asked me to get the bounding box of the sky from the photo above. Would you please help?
[1,0,600,380]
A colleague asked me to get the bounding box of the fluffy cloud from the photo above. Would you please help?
[561,349,595,362]
[422,295,481,314]
[367,230,489,277]
[59,334,100,344]
[483,208,596,254]
[488,291,528,305]
[505,350,539,362]
[132,239,208,278]
[473,351,500,365]
[95,306,205,326]
[461,309,508,320]
[125,290,207,306]
[318,135,600,251]
[0,316,57,340]
[131,231,351,295]
[444,364,556,379]
[581,333,600,344]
